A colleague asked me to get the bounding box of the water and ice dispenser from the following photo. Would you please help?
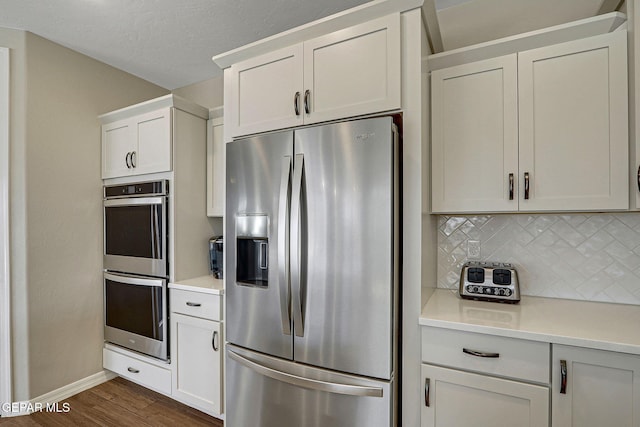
[235,215,269,287]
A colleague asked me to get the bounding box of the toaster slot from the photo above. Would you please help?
[467,268,485,283]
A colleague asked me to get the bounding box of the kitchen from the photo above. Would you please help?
[1,0,639,426]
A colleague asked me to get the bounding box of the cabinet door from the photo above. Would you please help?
[134,107,172,176]
[207,118,225,217]
[421,364,549,427]
[303,13,401,125]
[102,118,134,179]
[431,54,518,213]
[229,45,303,137]
[171,313,222,415]
[552,345,640,427]
[518,30,628,211]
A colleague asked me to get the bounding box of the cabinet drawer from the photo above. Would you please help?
[421,327,549,384]
[103,348,171,395]
[170,289,221,321]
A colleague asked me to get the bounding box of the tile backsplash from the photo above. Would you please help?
[438,213,640,305]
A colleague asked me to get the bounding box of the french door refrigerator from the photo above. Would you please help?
[225,116,399,427]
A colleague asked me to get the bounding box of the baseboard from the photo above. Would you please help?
[1,370,117,417]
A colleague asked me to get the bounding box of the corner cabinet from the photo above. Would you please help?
[552,345,640,427]
[100,95,209,179]
[170,287,223,417]
[227,13,401,138]
[431,29,628,213]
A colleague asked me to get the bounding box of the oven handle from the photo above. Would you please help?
[104,272,165,288]
[104,196,166,207]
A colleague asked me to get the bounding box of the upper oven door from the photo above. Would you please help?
[104,196,167,277]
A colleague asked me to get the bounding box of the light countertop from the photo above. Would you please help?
[420,289,640,355]
[169,275,224,295]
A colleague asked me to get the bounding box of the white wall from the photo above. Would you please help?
[2,28,168,401]
[173,75,224,109]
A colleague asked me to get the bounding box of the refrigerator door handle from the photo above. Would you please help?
[278,156,292,336]
[228,349,383,398]
[291,153,305,337]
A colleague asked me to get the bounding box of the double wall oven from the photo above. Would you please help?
[103,180,169,360]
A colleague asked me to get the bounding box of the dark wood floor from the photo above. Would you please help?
[0,377,224,426]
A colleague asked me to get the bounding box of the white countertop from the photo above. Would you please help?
[169,275,224,295]
[420,289,640,355]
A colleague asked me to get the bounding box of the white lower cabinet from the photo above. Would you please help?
[552,345,640,427]
[421,364,549,427]
[421,326,550,427]
[170,288,223,417]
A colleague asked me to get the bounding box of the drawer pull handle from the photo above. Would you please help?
[304,89,311,114]
[524,172,530,200]
[560,359,567,394]
[463,348,500,358]
[424,377,430,407]
[212,331,219,352]
[127,367,140,374]
[294,91,301,116]
[186,302,201,307]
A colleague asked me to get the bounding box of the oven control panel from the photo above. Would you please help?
[459,261,520,303]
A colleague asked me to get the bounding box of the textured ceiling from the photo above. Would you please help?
[0,0,371,89]
[0,0,617,90]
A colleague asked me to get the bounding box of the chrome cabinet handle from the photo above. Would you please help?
[228,349,383,397]
[291,153,305,337]
[463,348,500,358]
[278,156,292,336]
[125,152,132,168]
[212,331,219,352]
[294,92,300,116]
[560,359,567,394]
[186,301,201,307]
[637,165,640,193]
[127,367,140,374]
[508,173,514,200]
[304,89,310,114]
[424,378,430,407]
[131,151,136,168]
[524,172,530,200]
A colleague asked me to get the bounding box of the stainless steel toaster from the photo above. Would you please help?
[459,261,520,303]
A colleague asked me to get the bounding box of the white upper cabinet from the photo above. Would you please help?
[518,30,628,211]
[230,45,304,137]
[228,14,400,138]
[207,115,225,217]
[102,108,171,179]
[100,95,208,180]
[431,29,628,213]
[431,54,518,212]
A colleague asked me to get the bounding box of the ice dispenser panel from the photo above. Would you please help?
[236,215,269,287]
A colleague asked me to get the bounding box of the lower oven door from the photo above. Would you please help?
[104,272,168,360]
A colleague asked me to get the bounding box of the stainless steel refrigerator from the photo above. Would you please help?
[225,116,399,427]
